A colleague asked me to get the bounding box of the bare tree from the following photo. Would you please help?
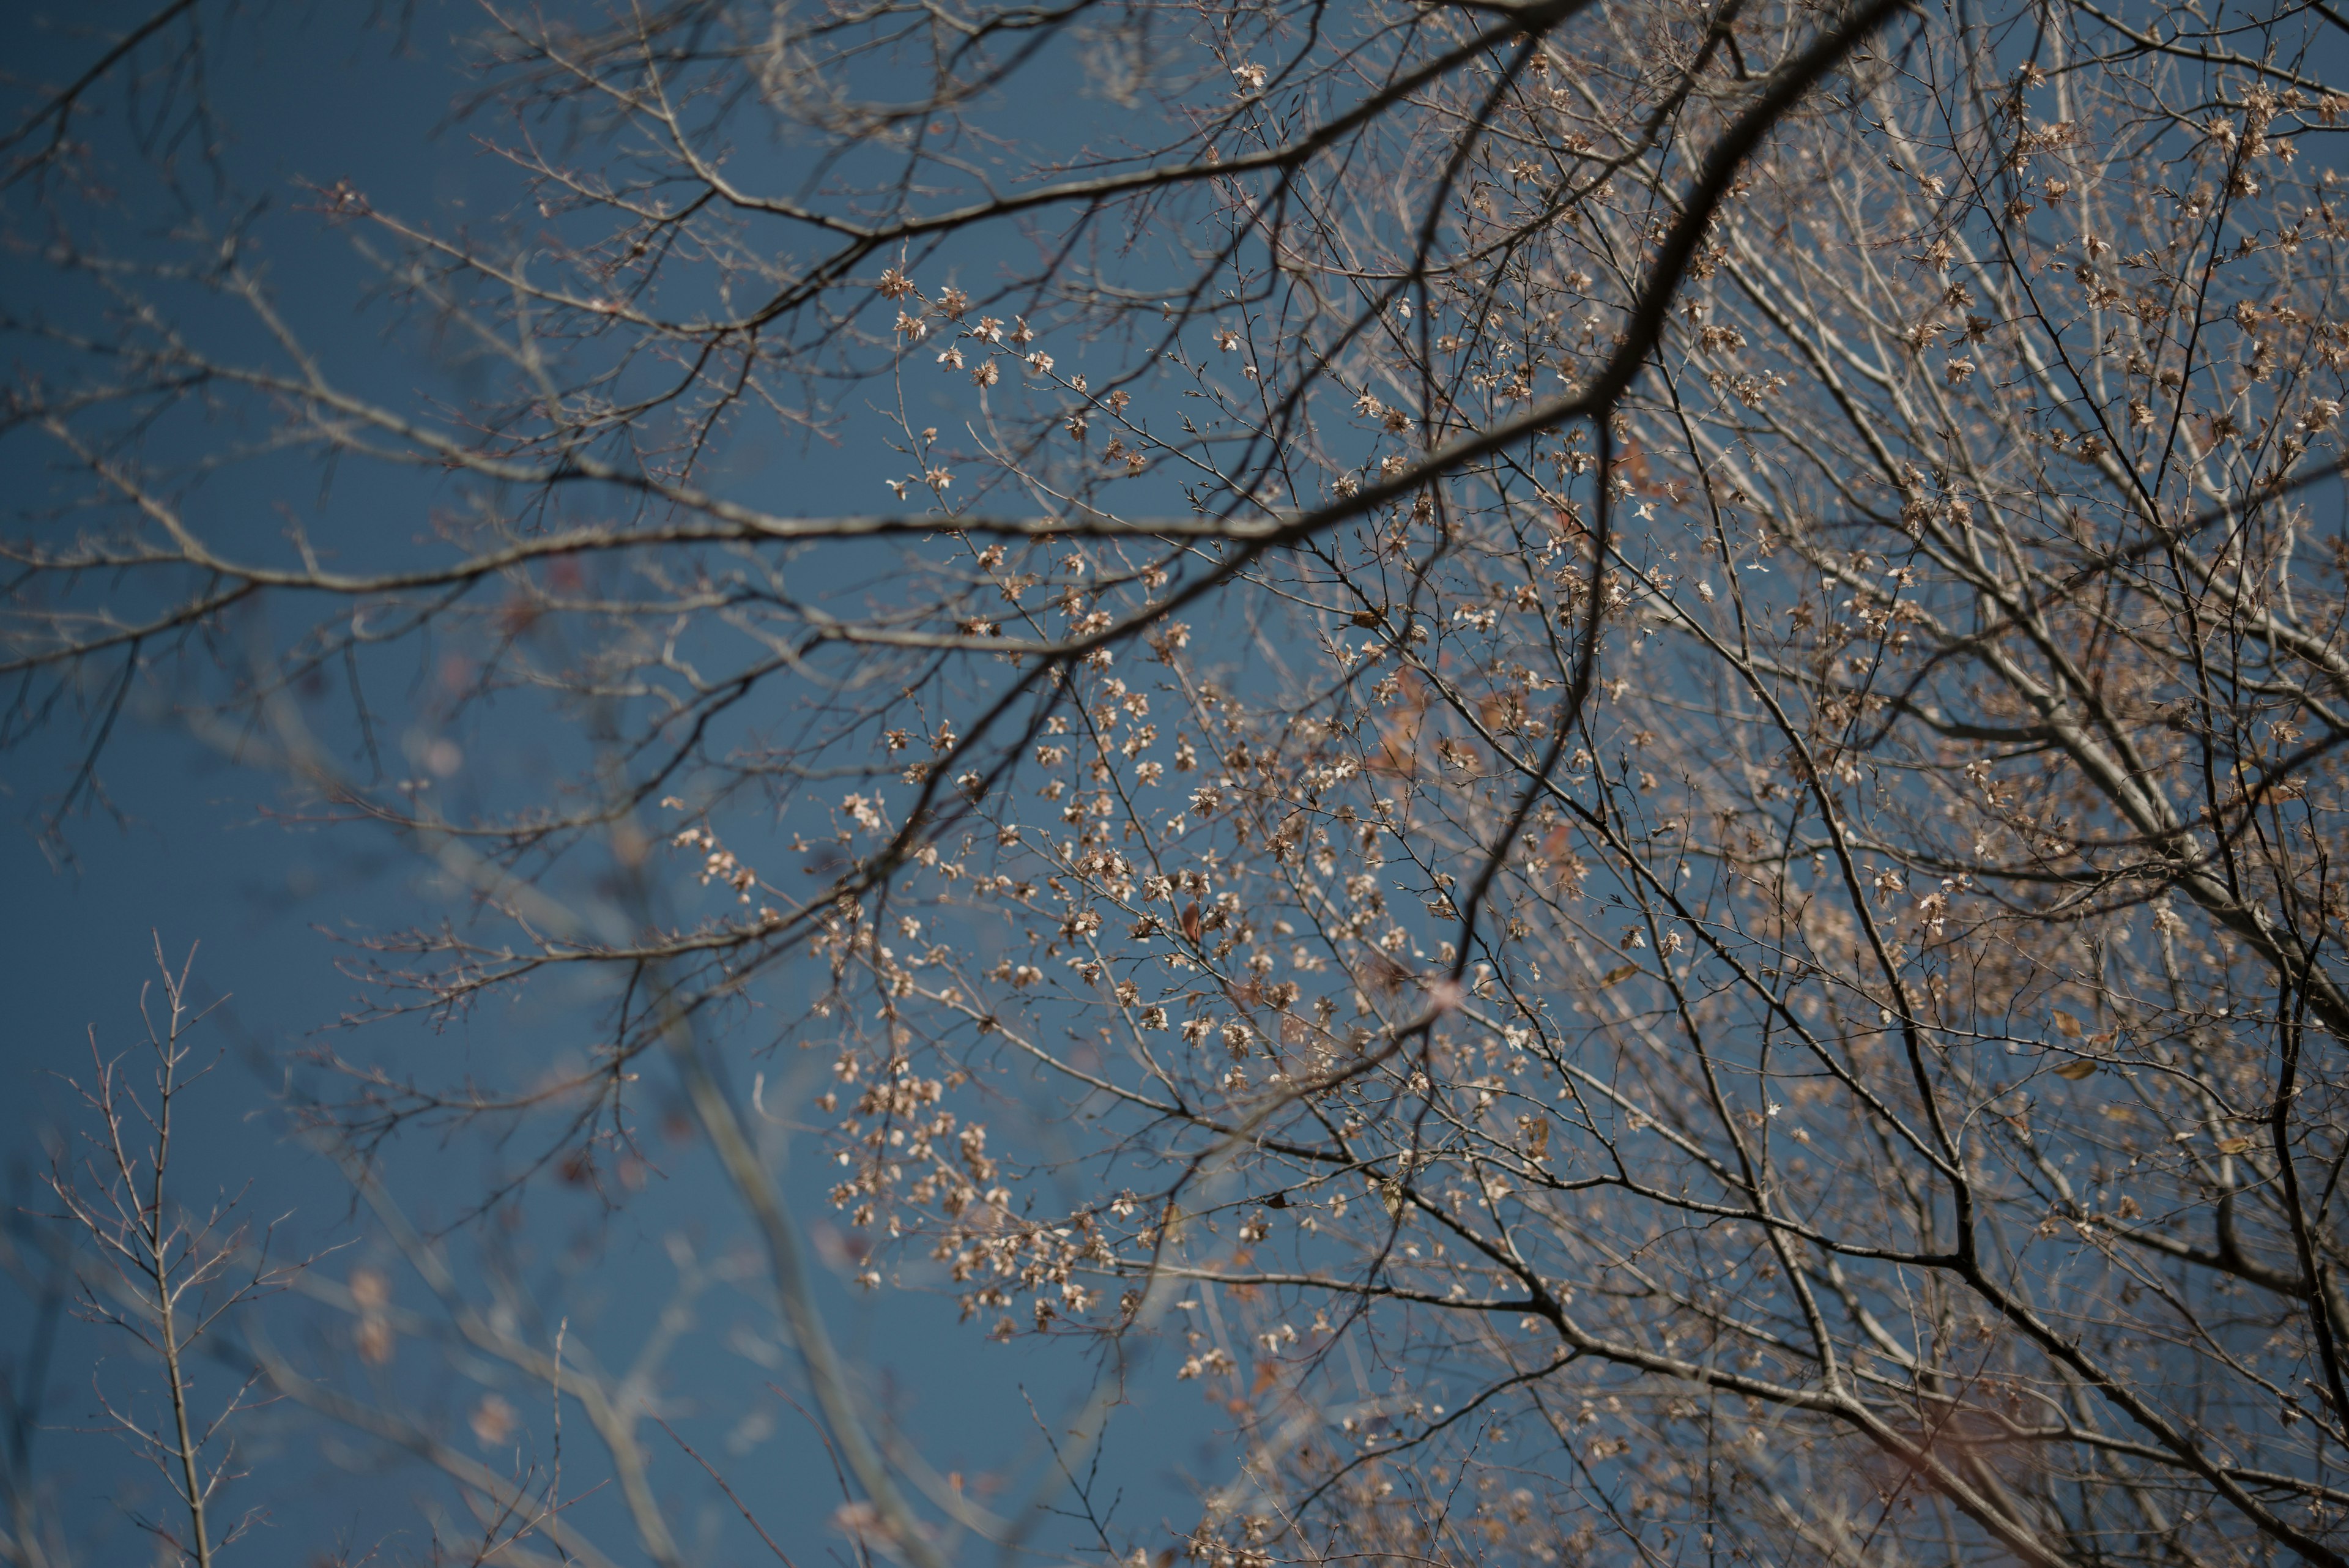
[43,940,291,1566]
[10,0,2349,1563]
